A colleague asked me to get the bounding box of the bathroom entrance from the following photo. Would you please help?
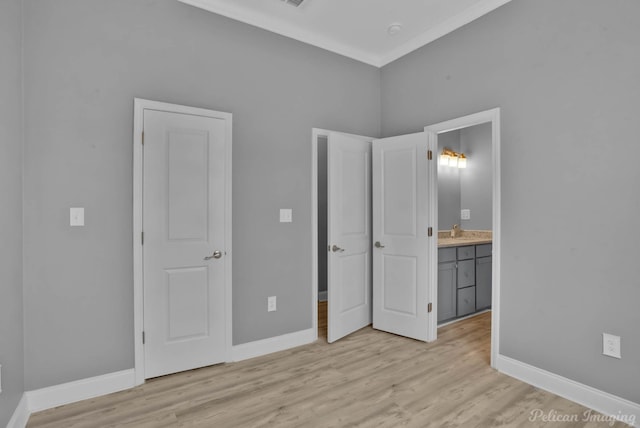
[425,108,501,367]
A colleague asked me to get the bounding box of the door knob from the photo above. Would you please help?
[375,241,385,248]
[331,245,345,253]
[204,250,223,260]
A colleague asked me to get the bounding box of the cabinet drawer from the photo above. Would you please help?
[457,259,475,288]
[457,286,476,317]
[457,245,475,260]
[476,243,492,258]
[438,247,456,263]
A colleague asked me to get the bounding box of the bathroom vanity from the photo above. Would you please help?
[437,231,492,324]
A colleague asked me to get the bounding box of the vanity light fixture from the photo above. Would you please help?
[439,148,467,169]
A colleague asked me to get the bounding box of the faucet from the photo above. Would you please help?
[451,224,460,238]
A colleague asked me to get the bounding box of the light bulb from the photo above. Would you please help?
[458,154,467,169]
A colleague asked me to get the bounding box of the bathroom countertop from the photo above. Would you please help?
[437,230,492,248]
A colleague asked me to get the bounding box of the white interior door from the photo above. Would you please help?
[372,132,433,342]
[327,132,372,343]
[143,108,229,378]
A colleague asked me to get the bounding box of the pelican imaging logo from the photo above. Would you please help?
[529,409,636,426]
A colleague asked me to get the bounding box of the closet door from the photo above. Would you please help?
[327,132,372,343]
[372,132,433,342]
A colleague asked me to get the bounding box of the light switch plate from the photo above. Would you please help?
[267,296,277,312]
[461,209,471,220]
[70,207,85,226]
[280,209,292,223]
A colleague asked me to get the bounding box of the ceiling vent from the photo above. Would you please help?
[281,0,305,7]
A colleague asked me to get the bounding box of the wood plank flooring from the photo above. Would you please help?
[318,300,327,340]
[28,310,629,427]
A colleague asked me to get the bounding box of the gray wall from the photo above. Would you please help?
[459,123,492,230]
[22,0,380,390]
[437,130,461,231]
[317,137,328,297]
[382,0,640,403]
[0,0,25,424]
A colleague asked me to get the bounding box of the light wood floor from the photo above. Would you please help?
[28,310,628,427]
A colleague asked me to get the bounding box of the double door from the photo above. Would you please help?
[324,131,435,343]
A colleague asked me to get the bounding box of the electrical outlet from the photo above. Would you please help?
[603,333,621,359]
[461,209,471,220]
[267,296,277,312]
[280,209,292,223]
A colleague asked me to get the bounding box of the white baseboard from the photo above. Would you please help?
[25,369,136,414]
[6,393,30,428]
[231,328,316,362]
[496,354,639,427]
[318,291,327,302]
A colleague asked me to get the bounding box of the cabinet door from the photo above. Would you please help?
[457,259,475,288]
[457,286,476,317]
[437,261,457,322]
[476,256,492,310]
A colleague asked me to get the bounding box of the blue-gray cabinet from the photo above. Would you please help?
[457,286,476,317]
[438,243,492,323]
[476,244,492,310]
[437,261,457,322]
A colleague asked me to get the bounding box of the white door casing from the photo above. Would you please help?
[327,132,373,343]
[372,132,433,342]
[425,107,501,367]
[133,99,232,383]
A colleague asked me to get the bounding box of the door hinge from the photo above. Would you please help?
[142,131,144,145]
[427,150,433,160]
[428,227,433,237]
[428,302,433,313]
[141,232,144,245]
[142,331,146,344]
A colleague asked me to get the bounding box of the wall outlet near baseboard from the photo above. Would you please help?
[602,333,621,359]
[267,296,277,312]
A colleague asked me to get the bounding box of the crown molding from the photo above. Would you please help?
[178,0,513,68]
[177,0,381,66]
[380,0,513,66]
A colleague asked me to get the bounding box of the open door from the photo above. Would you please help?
[327,132,372,343]
[372,132,434,342]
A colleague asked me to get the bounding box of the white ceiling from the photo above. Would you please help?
[177,0,512,67]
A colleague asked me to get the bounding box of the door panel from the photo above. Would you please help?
[382,255,417,316]
[167,133,209,240]
[143,109,228,378]
[166,267,209,340]
[382,148,417,236]
[327,132,372,343]
[372,132,432,342]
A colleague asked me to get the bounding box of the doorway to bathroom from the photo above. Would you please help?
[312,109,500,368]
[425,108,501,367]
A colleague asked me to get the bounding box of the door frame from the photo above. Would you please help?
[311,128,374,341]
[133,98,233,385]
[425,107,501,368]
